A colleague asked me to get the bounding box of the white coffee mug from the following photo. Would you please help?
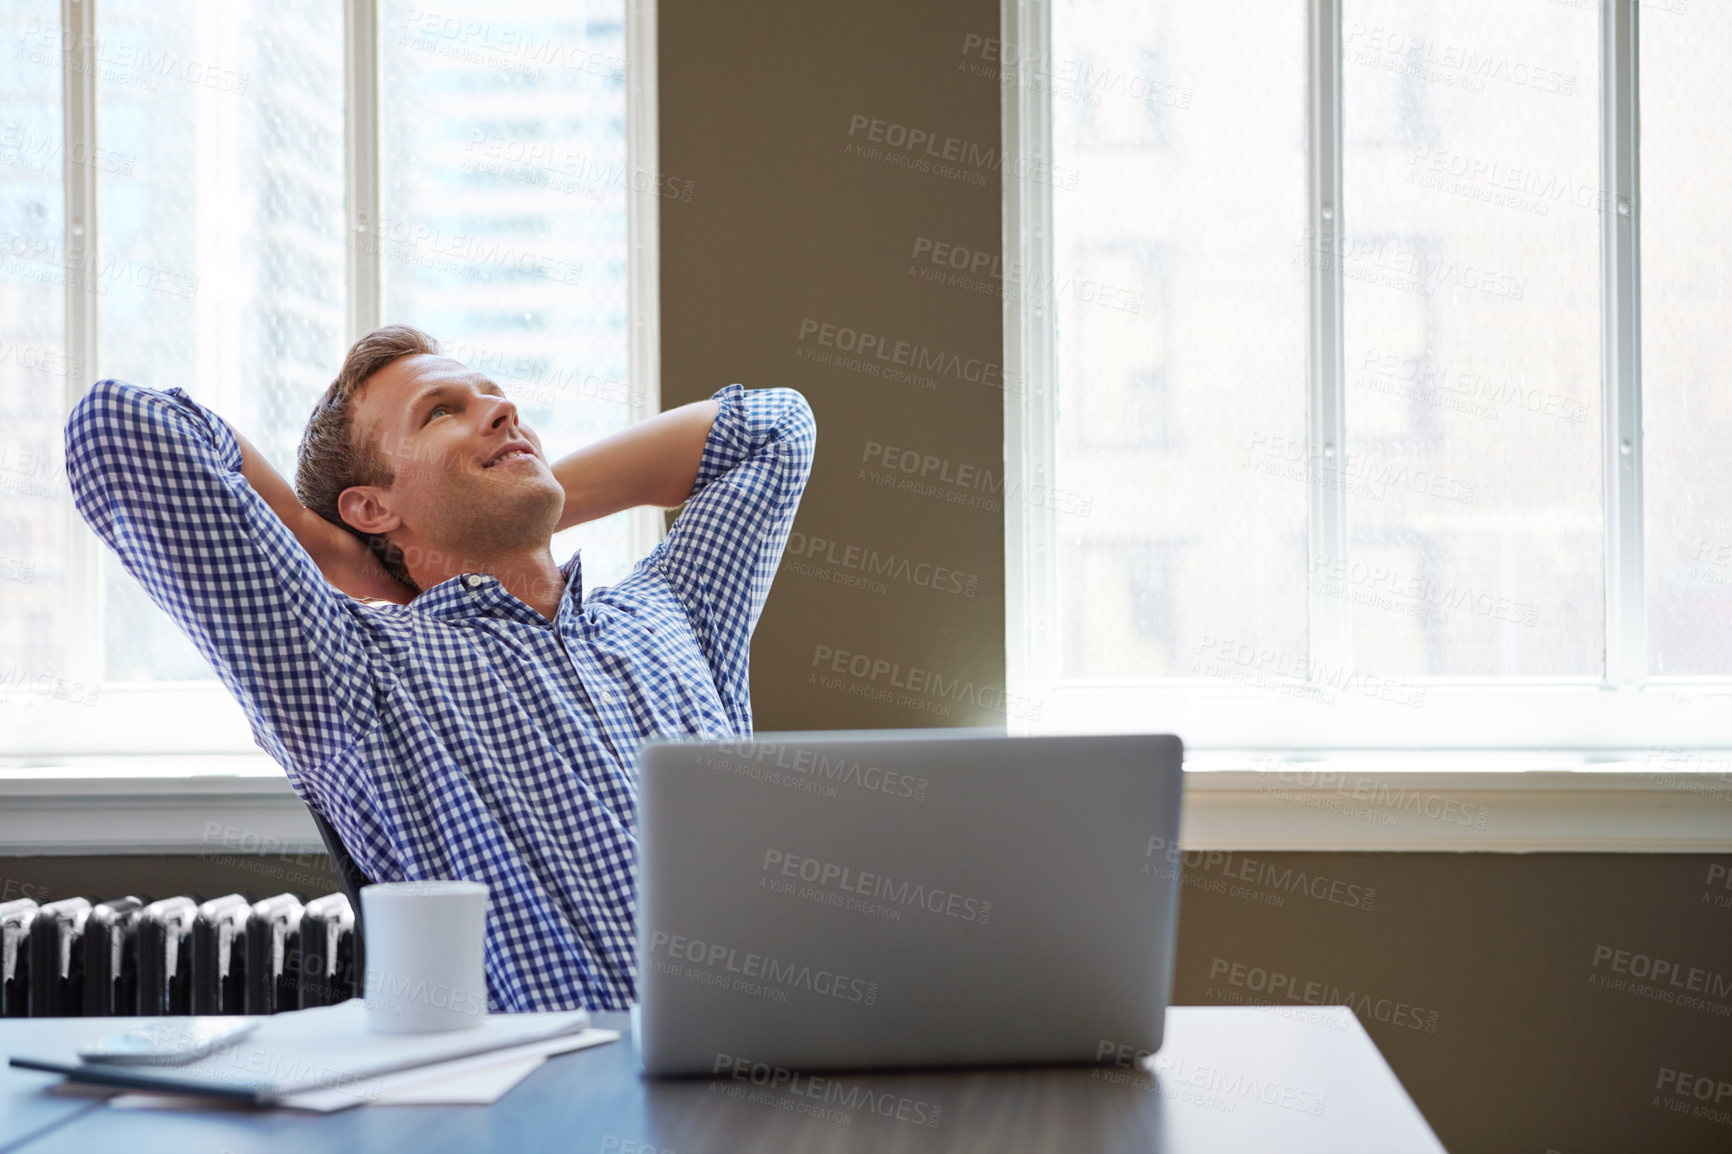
[360,880,490,1034]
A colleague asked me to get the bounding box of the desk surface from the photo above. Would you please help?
[2,1006,1445,1153]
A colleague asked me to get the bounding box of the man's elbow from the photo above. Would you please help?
[64,379,215,505]
[774,387,817,452]
[63,380,133,526]
[68,377,128,431]
[64,379,131,479]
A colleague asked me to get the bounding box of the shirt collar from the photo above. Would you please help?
[407,551,584,624]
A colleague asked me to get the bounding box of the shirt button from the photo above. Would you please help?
[466,575,485,589]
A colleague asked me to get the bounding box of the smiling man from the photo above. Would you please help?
[64,325,815,1012]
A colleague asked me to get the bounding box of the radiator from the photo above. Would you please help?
[0,891,358,1017]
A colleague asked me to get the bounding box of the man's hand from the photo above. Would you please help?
[233,429,418,604]
[551,399,721,530]
[228,395,720,601]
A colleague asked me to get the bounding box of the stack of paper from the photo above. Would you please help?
[11,1000,619,1111]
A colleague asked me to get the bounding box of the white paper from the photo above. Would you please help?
[106,1027,620,1113]
[57,999,590,1102]
[281,1027,620,1111]
[358,1054,545,1106]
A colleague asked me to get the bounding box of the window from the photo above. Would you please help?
[1007,0,1732,749]
[0,0,656,755]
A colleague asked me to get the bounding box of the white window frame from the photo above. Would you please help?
[1003,0,1732,754]
[0,0,659,759]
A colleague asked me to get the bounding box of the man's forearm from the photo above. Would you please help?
[232,429,415,603]
[552,399,720,532]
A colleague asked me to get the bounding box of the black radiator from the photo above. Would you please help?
[0,891,358,1018]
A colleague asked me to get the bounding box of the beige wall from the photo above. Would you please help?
[658,3,1732,1152]
[659,0,1006,732]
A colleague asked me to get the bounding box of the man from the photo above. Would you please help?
[64,325,816,1011]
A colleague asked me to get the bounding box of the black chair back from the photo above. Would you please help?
[307,805,371,979]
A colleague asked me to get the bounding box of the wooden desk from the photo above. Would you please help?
[2,1006,1446,1152]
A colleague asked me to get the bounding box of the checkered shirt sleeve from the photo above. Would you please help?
[63,379,375,790]
[650,384,815,726]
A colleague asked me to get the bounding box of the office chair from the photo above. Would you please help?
[306,805,372,933]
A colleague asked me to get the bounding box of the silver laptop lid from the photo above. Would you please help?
[635,730,1183,1076]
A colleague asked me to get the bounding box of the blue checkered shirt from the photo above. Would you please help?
[65,380,815,1011]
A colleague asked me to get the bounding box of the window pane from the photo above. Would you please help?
[1642,3,1732,675]
[0,0,68,686]
[1341,0,1602,676]
[96,0,348,680]
[1054,0,1310,678]
[381,0,635,586]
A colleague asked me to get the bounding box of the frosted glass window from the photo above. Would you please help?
[381,0,635,586]
[0,0,68,683]
[1053,0,1310,678]
[1340,0,1602,677]
[1641,3,1732,675]
[95,0,348,680]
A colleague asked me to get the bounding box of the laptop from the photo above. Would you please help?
[634,730,1184,1076]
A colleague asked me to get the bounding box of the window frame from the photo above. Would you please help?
[0,0,659,759]
[1002,0,1732,751]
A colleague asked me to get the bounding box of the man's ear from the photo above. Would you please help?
[337,485,402,536]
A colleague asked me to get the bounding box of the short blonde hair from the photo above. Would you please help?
[294,325,440,588]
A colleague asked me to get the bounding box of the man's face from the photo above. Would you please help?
[341,354,564,566]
